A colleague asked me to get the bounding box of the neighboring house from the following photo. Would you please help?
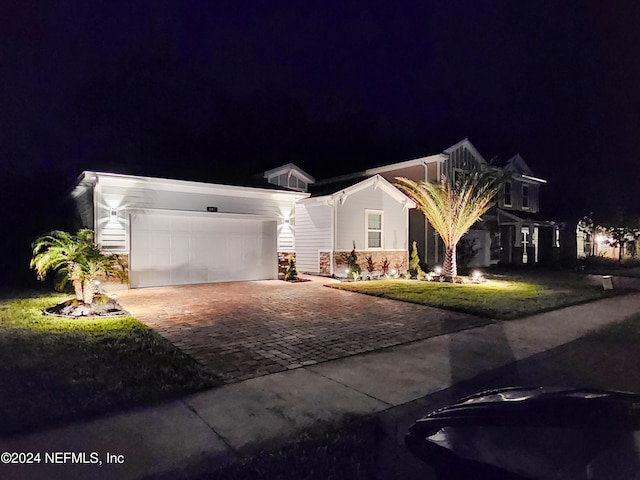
[575,219,640,260]
[294,175,416,277]
[71,171,308,288]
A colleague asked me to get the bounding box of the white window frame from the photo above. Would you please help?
[365,209,383,249]
[522,184,529,210]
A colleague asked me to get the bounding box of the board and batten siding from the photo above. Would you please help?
[93,175,299,253]
[335,183,408,251]
[294,202,333,273]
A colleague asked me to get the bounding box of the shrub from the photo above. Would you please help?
[346,241,361,279]
[408,241,424,279]
[381,258,391,277]
[284,255,298,281]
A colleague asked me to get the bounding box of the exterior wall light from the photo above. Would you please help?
[110,208,118,218]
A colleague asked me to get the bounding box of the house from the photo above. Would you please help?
[71,171,309,288]
[71,139,558,288]
[294,175,416,277]
[313,138,559,268]
[71,168,415,287]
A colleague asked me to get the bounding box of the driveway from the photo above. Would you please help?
[117,276,489,383]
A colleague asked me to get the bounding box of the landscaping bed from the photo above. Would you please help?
[0,294,221,436]
[328,272,627,320]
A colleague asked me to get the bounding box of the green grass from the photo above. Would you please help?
[0,293,222,436]
[583,267,640,278]
[329,273,626,320]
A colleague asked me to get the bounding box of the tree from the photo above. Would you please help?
[395,172,506,279]
[31,229,128,304]
[345,241,361,279]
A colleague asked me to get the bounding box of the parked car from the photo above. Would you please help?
[405,386,640,479]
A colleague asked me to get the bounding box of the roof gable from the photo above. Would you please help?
[504,154,533,175]
[444,138,488,166]
[263,163,315,183]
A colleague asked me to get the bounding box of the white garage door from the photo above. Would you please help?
[130,211,277,288]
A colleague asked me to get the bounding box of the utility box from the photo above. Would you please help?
[602,275,614,290]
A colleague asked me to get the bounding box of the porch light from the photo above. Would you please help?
[345,268,350,274]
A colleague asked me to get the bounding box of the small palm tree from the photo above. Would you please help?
[31,229,128,303]
[395,171,506,279]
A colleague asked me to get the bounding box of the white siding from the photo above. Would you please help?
[94,176,299,253]
[335,183,408,251]
[294,202,333,273]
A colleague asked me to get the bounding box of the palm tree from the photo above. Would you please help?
[31,229,128,303]
[395,171,506,279]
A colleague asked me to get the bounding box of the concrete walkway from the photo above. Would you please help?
[2,293,640,480]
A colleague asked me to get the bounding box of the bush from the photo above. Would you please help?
[408,241,424,279]
[284,255,298,281]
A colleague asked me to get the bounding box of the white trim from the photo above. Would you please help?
[128,208,279,221]
[333,175,416,207]
[263,163,315,183]
[365,209,384,249]
[80,171,309,201]
[364,154,446,175]
[521,174,547,184]
[522,184,530,210]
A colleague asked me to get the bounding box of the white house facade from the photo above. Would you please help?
[72,171,308,288]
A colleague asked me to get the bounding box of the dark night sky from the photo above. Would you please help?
[1,0,640,221]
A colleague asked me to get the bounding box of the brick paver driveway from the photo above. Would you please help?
[118,276,490,383]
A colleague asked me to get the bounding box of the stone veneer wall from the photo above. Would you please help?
[319,252,331,274]
[278,251,296,276]
[333,250,408,277]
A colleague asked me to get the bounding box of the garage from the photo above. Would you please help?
[130,211,278,288]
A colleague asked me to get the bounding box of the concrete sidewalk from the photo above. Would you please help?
[2,293,640,480]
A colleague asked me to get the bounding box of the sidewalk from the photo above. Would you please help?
[2,293,640,480]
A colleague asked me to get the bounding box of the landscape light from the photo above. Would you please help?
[345,268,350,273]
[391,268,396,275]
[94,280,100,286]
[435,266,442,275]
[595,234,606,244]
[472,270,482,282]
[110,294,118,301]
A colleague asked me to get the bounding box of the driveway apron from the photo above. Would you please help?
[118,277,489,383]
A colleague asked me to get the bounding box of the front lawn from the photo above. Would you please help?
[0,294,221,436]
[329,273,625,320]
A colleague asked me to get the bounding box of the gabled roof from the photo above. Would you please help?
[263,163,315,183]
[504,154,547,183]
[444,138,488,165]
[301,174,416,208]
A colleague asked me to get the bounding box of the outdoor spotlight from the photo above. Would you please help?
[472,270,482,281]
[94,280,100,286]
[345,268,350,273]
[391,268,397,275]
[109,294,118,301]
[435,266,442,275]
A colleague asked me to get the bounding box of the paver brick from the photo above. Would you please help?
[118,277,489,383]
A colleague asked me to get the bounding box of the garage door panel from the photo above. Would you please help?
[130,213,277,287]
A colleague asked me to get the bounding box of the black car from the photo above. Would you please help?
[406,386,640,479]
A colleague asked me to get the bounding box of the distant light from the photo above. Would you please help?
[434,266,442,275]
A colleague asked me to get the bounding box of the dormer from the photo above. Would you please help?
[264,163,315,192]
[443,138,488,183]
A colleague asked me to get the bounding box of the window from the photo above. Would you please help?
[503,182,512,207]
[522,184,529,209]
[366,210,383,249]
